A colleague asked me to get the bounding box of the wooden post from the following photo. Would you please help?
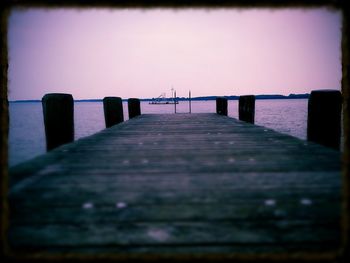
[128,98,141,119]
[239,95,255,123]
[216,97,228,116]
[42,93,74,151]
[103,97,124,128]
[174,91,177,114]
[307,90,342,150]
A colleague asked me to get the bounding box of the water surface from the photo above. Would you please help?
[9,99,308,167]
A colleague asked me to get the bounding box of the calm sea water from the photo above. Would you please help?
[9,99,308,167]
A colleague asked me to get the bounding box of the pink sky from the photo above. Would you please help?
[8,8,341,100]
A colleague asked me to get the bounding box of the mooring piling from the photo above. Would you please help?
[40,91,343,152]
[216,97,228,116]
[239,95,255,124]
[42,93,74,151]
[103,97,124,128]
[128,98,141,119]
[307,90,342,150]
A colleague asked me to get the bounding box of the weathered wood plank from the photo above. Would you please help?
[10,200,341,225]
[9,188,340,212]
[13,172,341,190]
[8,113,341,254]
[9,221,340,250]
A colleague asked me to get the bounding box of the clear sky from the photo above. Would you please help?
[8,8,341,100]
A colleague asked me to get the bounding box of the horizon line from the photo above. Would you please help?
[9,93,310,102]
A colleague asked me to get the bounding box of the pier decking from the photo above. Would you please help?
[8,113,341,255]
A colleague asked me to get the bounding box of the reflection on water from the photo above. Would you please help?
[9,99,310,167]
[255,99,308,140]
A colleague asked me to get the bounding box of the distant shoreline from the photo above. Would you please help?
[9,93,309,103]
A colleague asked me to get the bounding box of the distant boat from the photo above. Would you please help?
[149,93,178,105]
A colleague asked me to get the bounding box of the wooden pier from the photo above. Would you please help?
[8,113,341,255]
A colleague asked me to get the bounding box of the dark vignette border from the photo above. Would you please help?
[0,0,349,262]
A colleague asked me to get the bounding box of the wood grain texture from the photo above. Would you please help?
[8,114,342,254]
